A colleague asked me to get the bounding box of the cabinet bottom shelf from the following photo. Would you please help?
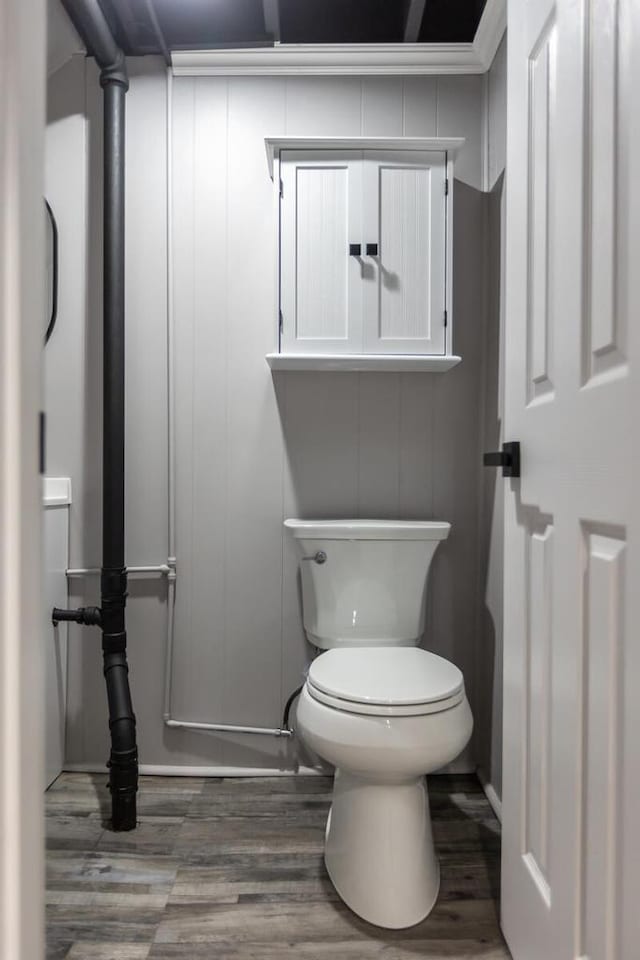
[265,353,462,373]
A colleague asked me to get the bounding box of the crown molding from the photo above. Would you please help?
[172,42,484,76]
[170,0,507,77]
[472,0,507,70]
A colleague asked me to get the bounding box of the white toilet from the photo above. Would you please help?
[285,519,473,930]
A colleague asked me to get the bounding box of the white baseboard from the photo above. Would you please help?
[63,763,324,778]
[477,769,502,822]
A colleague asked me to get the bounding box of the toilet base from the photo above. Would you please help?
[324,769,440,929]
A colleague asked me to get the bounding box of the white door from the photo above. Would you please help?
[502,0,640,958]
[280,151,363,354]
[0,0,46,957]
[362,150,447,355]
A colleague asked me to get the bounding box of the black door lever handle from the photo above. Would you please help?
[483,441,521,478]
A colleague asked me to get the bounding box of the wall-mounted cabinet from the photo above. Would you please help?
[265,136,464,372]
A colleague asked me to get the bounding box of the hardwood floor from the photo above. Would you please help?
[46,773,510,959]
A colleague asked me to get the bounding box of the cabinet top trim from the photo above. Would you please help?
[265,136,465,179]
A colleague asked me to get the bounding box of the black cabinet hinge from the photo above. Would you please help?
[279,309,284,332]
[279,179,283,199]
[445,178,449,196]
[443,309,448,328]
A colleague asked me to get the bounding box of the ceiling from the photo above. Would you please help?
[97,0,489,57]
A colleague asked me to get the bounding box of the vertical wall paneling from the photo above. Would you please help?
[436,77,484,190]
[402,78,438,137]
[224,79,286,731]
[487,37,507,191]
[58,66,490,771]
[362,79,404,136]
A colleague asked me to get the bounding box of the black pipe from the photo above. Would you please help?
[61,0,123,77]
[60,0,138,831]
[282,684,304,732]
[52,606,102,627]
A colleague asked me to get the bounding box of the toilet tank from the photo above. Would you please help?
[285,520,450,649]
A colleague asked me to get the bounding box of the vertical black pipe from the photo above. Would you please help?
[60,0,138,832]
[100,72,138,832]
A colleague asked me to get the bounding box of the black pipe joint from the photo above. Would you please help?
[99,50,129,91]
[101,567,128,599]
[52,606,102,627]
[101,567,128,653]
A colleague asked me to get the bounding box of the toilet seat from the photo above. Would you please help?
[307,647,464,718]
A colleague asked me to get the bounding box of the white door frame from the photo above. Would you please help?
[0,0,46,958]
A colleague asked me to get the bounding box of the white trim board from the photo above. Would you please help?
[477,769,503,822]
[266,353,462,373]
[171,0,506,77]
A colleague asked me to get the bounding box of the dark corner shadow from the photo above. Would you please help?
[475,171,506,785]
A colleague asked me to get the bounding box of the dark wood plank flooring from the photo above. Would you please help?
[46,772,511,959]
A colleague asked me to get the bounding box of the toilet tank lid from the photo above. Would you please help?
[308,648,463,706]
[284,519,451,541]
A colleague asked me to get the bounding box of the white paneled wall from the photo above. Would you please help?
[53,62,493,772]
[167,75,485,770]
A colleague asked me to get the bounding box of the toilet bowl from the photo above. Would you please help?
[297,647,473,928]
[285,519,473,929]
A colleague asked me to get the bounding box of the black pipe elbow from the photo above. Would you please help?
[52,606,102,627]
[100,50,129,91]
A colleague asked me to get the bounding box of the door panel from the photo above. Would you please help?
[363,151,446,355]
[502,0,640,958]
[579,525,625,960]
[523,518,553,903]
[527,14,556,402]
[280,151,363,353]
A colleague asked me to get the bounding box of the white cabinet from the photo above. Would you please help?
[266,137,463,371]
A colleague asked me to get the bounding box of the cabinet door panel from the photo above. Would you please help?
[363,151,446,355]
[280,151,363,353]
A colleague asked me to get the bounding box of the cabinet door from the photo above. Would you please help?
[280,151,363,354]
[362,151,447,355]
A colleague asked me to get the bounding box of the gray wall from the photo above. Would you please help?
[45,49,502,773]
[475,35,507,802]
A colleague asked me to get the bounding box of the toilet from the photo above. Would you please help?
[285,519,473,930]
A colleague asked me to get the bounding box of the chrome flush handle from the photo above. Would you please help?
[301,551,327,565]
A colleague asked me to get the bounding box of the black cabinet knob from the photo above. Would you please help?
[349,243,361,256]
[366,242,378,256]
[483,441,521,478]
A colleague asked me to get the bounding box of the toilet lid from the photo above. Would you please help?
[307,648,463,708]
